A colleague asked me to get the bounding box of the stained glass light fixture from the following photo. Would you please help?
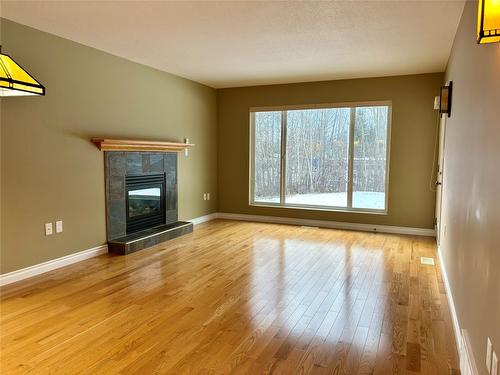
[0,46,45,96]
[478,0,500,44]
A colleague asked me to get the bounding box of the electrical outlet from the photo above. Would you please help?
[56,220,63,233]
[487,338,493,373]
[45,223,53,236]
[492,352,498,375]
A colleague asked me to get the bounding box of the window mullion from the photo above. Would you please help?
[347,107,355,208]
[280,111,287,206]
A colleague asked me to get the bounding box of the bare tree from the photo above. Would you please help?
[254,106,388,202]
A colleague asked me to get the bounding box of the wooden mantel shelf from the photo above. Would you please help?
[91,138,195,153]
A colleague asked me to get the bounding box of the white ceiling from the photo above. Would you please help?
[2,1,465,88]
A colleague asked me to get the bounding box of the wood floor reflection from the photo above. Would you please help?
[0,220,459,374]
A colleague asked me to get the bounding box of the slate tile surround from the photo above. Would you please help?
[104,151,189,254]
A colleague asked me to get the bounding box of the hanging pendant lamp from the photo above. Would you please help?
[0,46,45,96]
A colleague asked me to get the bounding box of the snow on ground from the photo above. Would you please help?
[255,191,385,210]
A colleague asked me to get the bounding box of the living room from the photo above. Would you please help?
[1,1,499,374]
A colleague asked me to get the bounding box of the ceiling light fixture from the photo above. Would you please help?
[477,0,500,44]
[0,46,45,96]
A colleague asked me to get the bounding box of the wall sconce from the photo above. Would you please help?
[477,0,500,44]
[440,82,452,117]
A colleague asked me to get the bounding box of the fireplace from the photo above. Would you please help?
[126,174,166,233]
[102,151,193,255]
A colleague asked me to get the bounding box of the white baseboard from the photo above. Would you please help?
[437,246,478,375]
[217,212,436,237]
[461,329,479,375]
[0,214,434,287]
[189,212,219,225]
[0,244,108,287]
[0,213,218,287]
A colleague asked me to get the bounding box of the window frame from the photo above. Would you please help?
[249,101,392,215]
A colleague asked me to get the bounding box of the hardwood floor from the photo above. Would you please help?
[0,220,459,374]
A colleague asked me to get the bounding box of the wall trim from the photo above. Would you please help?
[218,212,436,236]
[0,212,218,286]
[437,246,478,375]
[189,212,219,225]
[0,244,108,287]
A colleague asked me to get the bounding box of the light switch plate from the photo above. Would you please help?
[207,193,210,200]
[45,223,53,236]
[56,220,63,233]
[492,352,498,375]
[434,95,440,110]
[487,338,493,373]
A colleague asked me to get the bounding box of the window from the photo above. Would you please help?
[250,102,391,213]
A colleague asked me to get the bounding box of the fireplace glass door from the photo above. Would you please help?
[128,187,161,217]
[125,174,166,233]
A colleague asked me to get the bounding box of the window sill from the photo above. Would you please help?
[249,202,388,215]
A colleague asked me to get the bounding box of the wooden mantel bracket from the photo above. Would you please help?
[91,138,195,153]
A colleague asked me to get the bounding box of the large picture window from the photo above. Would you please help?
[250,102,391,213]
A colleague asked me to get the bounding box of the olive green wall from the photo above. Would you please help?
[441,3,500,374]
[217,73,443,228]
[0,19,217,274]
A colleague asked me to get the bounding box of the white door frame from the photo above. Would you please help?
[436,114,447,245]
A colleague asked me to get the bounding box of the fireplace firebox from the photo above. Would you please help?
[126,174,166,234]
